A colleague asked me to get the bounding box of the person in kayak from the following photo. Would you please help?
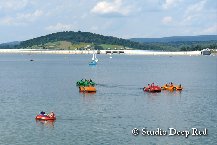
[170,82,173,87]
[147,84,150,89]
[40,111,45,115]
[48,112,55,118]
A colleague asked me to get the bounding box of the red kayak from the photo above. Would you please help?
[35,112,56,120]
[144,85,161,93]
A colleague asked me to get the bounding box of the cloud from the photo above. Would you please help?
[90,26,99,31]
[46,23,74,31]
[183,0,207,22]
[91,0,131,16]
[16,10,43,22]
[162,0,181,9]
[0,17,14,25]
[202,24,217,34]
[162,16,173,24]
[0,0,29,11]
[0,10,44,26]
[185,0,207,15]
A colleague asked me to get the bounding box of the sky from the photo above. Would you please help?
[0,0,216,43]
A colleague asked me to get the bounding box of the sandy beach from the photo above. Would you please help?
[0,49,202,56]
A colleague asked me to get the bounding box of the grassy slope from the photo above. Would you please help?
[26,41,125,50]
[99,44,125,49]
[27,41,92,50]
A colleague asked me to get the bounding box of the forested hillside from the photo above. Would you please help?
[131,35,217,43]
[0,31,216,51]
[18,31,146,49]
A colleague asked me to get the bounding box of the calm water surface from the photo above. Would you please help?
[0,54,216,145]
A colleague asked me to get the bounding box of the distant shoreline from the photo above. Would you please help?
[0,49,204,56]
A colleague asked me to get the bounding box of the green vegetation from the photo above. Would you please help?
[17,31,145,50]
[0,31,216,51]
[27,41,92,50]
[131,35,217,43]
[143,41,217,51]
[211,49,217,54]
[0,41,20,49]
[99,44,126,50]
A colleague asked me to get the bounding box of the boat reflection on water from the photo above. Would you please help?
[36,120,55,128]
[145,89,182,98]
[80,92,96,103]
[80,91,96,97]
[161,89,182,97]
[146,92,161,99]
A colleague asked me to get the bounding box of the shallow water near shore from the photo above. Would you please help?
[0,54,216,144]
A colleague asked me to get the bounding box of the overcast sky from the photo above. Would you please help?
[0,0,216,43]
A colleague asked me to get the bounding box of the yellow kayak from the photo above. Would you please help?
[161,84,183,91]
[79,86,96,92]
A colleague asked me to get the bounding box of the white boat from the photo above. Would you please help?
[89,51,98,65]
[92,52,98,62]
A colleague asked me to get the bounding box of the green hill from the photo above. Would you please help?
[0,41,20,49]
[18,31,145,50]
[130,35,217,51]
[1,31,216,51]
[130,35,217,43]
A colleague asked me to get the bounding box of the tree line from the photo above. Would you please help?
[18,31,147,49]
[0,31,216,51]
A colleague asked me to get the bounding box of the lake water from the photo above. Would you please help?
[0,54,216,145]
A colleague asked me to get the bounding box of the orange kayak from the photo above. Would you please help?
[175,86,183,90]
[79,86,96,92]
[161,85,176,91]
[161,84,183,91]
[35,114,56,120]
